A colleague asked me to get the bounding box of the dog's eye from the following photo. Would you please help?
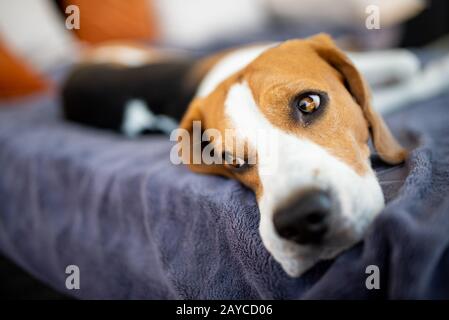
[296,94,320,113]
[222,151,247,170]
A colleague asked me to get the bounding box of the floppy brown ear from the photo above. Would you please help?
[308,33,407,165]
[178,98,223,174]
[179,98,204,135]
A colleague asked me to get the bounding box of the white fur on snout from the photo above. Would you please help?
[225,82,385,277]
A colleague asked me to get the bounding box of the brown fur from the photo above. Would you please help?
[180,34,407,197]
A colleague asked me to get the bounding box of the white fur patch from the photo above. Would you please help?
[122,99,155,137]
[196,44,275,98]
[122,99,178,137]
[348,50,420,88]
[371,52,449,114]
[225,82,385,277]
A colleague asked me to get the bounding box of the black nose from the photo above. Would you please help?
[273,190,332,245]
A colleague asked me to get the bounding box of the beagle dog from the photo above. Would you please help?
[62,34,407,277]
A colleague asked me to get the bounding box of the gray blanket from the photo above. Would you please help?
[0,88,448,299]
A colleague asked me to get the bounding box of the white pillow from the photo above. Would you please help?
[0,0,79,73]
[152,0,269,48]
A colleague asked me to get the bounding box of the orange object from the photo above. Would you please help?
[61,0,159,44]
[0,38,48,99]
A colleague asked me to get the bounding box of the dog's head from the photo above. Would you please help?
[178,34,406,276]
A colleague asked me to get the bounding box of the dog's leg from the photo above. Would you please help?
[371,53,449,114]
[348,50,420,88]
[61,44,201,136]
[350,50,449,114]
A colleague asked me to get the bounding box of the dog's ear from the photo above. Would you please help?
[309,33,407,164]
[178,98,224,174]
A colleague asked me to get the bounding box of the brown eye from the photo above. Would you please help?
[297,94,320,113]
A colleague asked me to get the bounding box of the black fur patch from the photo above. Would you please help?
[61,59,198,134]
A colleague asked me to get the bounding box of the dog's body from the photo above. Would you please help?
[62,58,195,135]
[62,35,407,277]
[62,43,229,136]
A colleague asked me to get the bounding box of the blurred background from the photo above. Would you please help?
[0,0,448,100]
[1,0,449,299]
